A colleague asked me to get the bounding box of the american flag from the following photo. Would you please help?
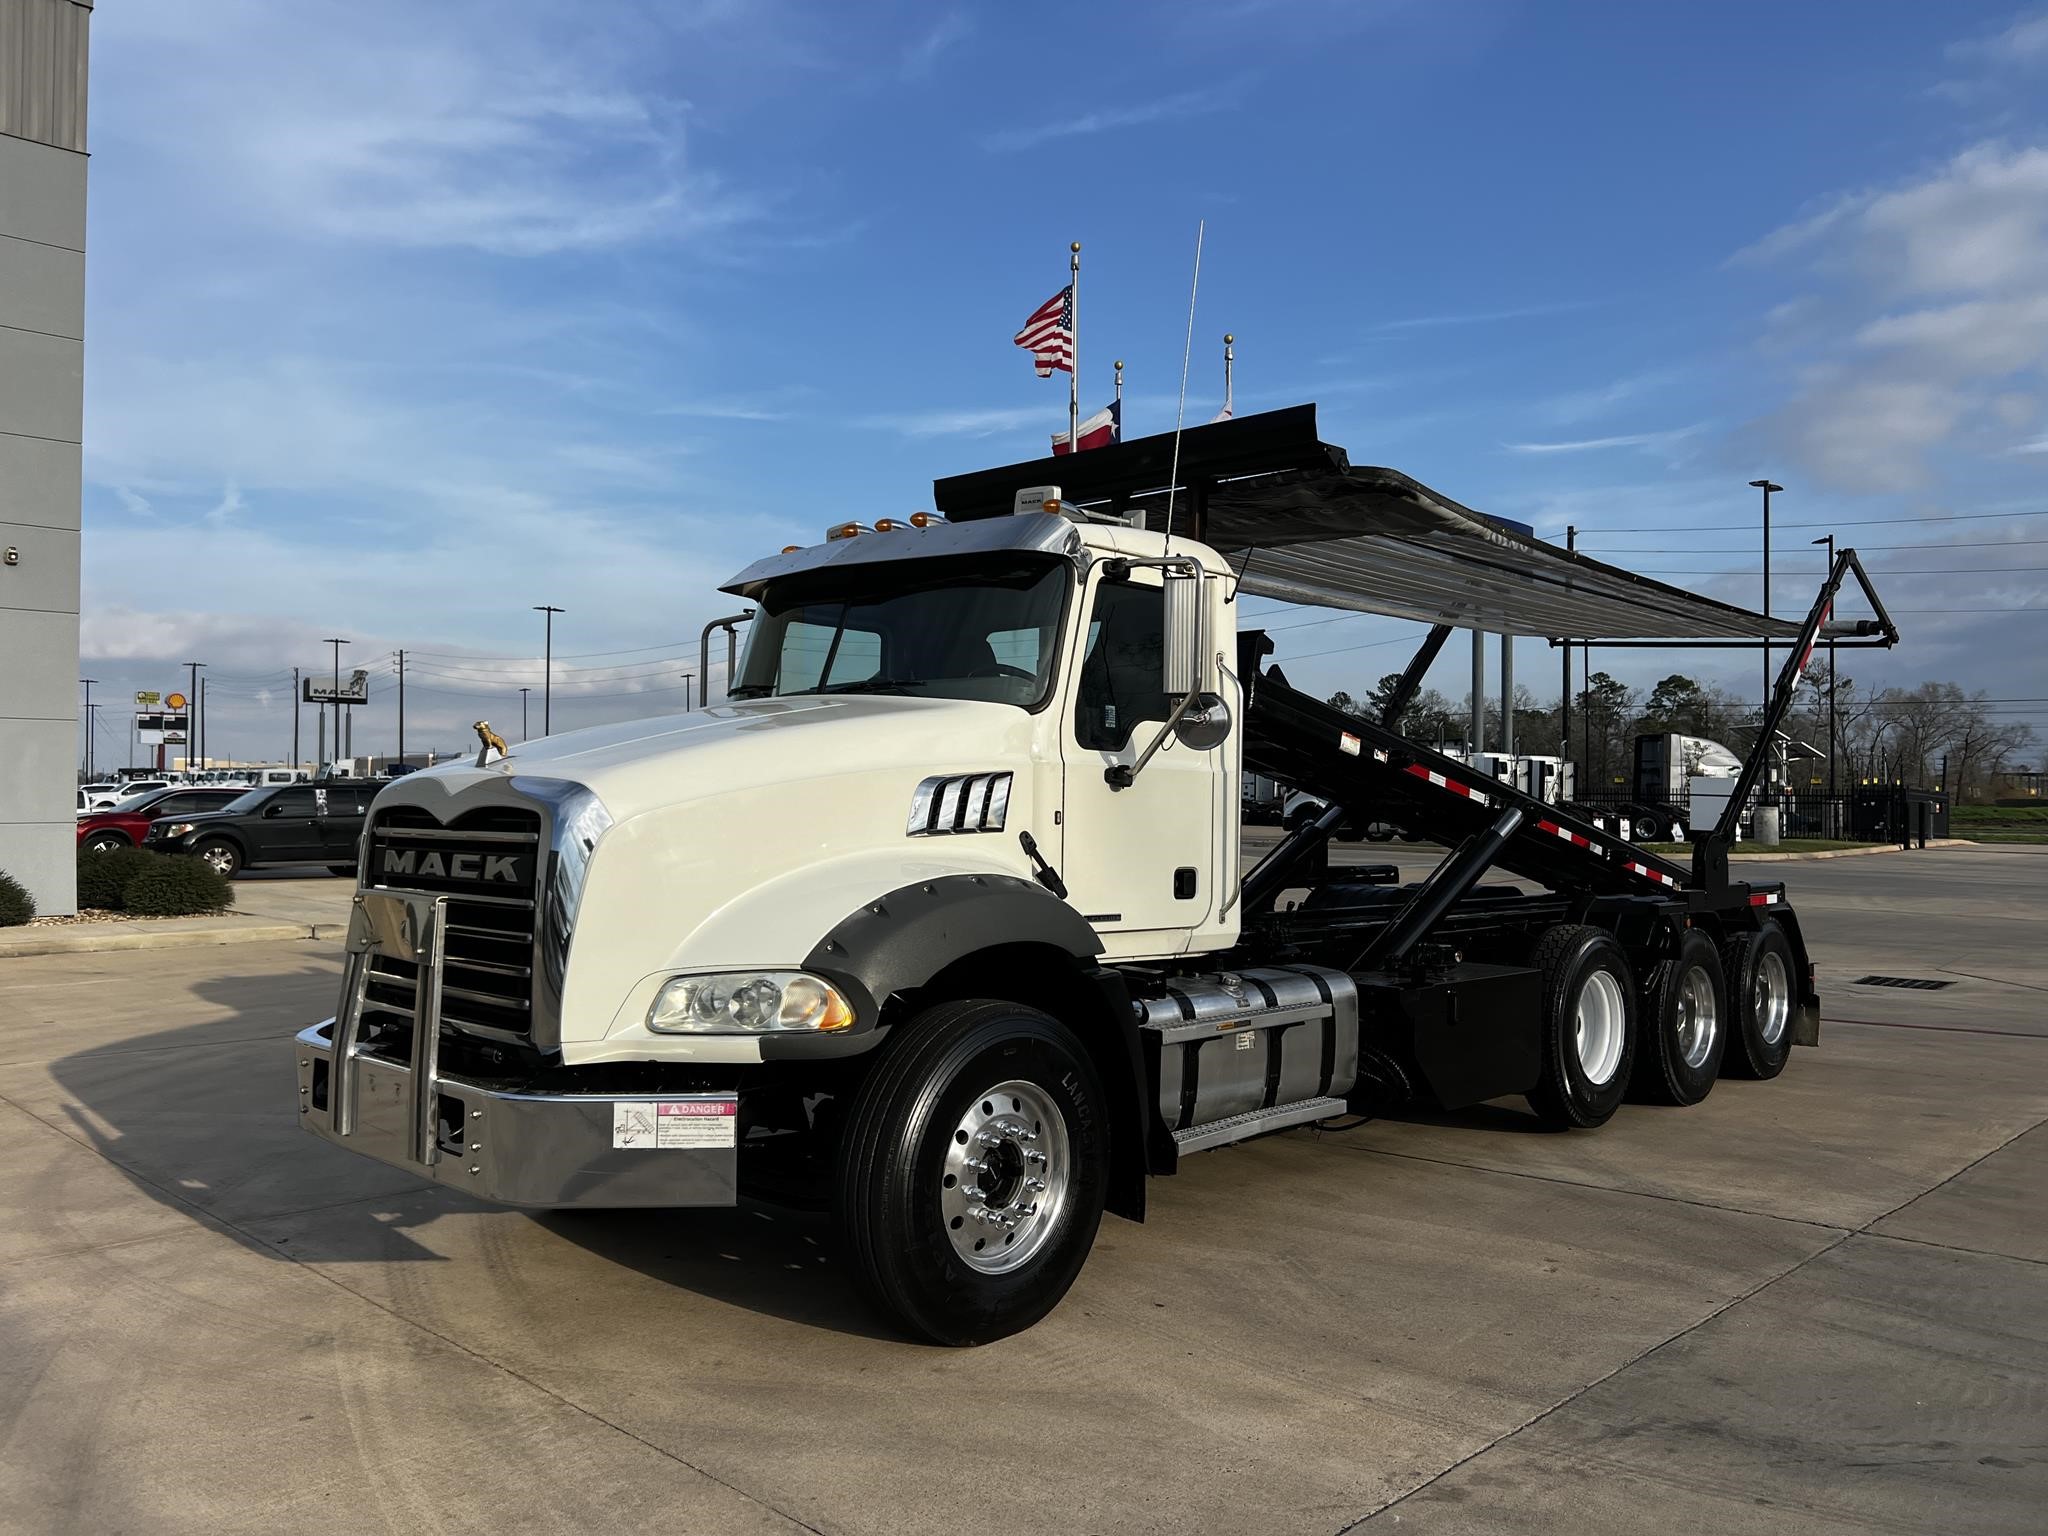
[1013,285,1074,377]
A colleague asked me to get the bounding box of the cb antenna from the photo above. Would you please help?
[1162,217,1204,557]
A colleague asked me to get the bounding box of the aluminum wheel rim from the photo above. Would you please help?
[1575,970,1626,1087]
[200,845,234,875]
[1755,951,1791,1046]
[940,1079,1070,1275]
[1676,964,1719,1070]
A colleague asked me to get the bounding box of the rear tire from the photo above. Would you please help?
[1527,924,1637,1130]
[1719,922,1796,1080]
[1632,930,1727,1105]
[194,838,241,879]
[1632,810,1664,843]
[834,999,1108,1345]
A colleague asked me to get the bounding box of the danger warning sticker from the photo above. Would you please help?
[612,1099,738,1150]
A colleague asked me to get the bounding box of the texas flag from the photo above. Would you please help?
[1052,398,1120,455]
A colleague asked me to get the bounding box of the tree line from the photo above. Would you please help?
[1324,670,2037,800]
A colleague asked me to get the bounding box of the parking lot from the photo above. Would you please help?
[3,843,2044,1534]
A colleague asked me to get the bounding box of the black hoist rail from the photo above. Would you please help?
[1238,662,1698,914]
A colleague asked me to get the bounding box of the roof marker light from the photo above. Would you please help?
[874,518,910,532]
[909,511,945,528]
[826,522,870,541]
[781,544,803,554]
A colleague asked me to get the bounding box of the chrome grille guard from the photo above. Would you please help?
[330,888,450,1164]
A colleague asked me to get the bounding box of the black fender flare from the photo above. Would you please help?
[803,873,1104,1023]
[801,876,1152,1222]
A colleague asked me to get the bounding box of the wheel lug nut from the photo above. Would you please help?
[1025,1177,1047,1193]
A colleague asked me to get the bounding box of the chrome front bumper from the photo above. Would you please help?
[293,889,736,1209]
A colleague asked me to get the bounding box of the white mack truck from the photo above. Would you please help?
[295,406,1897,1343]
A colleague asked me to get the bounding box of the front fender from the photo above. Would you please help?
[801,873,1105,1023]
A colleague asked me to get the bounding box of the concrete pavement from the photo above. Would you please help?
[1,845,2043,1533]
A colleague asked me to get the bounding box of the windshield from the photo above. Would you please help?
[732,559,1069,708]
[219,789,270,815]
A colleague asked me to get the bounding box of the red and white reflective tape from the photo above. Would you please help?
[1624,859,1682,890]
[1403,762,1490,806]
[1793,602,1831,686]
[1749,891,1782,907]
[1536,818,1597,852]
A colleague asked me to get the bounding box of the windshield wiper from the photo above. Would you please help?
[812,677,921,696]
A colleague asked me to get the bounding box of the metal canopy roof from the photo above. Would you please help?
[933,405,1888,644]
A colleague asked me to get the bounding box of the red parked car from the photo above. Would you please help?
[76,786,246,854]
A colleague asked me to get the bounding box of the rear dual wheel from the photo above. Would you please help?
[834,1000,1108,1346]
[1719,921,1797,1080]
[1527,925,1637,1130]
[1633,930,1727,1105]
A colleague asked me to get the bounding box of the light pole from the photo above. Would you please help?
[1812,534,1838,823]
[519,686,531,741]
[80,678,97,779]
[534,605,564,735]
[184,662,205,774]
[1749,479,1782,714]
[323,638,349,770]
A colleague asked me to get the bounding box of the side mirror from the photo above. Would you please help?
[263,803,288,818]
[1162,569,1209,698]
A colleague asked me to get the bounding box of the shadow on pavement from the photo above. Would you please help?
[42,957,904,1338]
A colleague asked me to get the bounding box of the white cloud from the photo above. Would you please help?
[983,91,1221,153]
[1741,141,2048,490]
[868,405,1051,438]
[99,1,754,257]
[1369,299,1599,333]
[1505,427,1702,455]
[902,11,971,79]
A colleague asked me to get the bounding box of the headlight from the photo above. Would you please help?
[648,971,855,1034]
[162,822,198,838]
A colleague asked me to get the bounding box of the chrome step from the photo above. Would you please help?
[1170,1096,1347,1155]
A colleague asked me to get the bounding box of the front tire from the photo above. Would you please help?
[1527,924,1637,1130]
[84,832,131,853]
[1719,921,1796,1080]
[1633,930,1727,1105]
[834,999,1108,1345]
[194,838,241,878]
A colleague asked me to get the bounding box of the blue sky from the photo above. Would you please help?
[76,0,2048,766]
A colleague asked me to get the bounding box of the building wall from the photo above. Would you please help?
[0,0,90,914]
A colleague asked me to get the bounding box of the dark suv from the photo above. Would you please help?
[144,780,380,878]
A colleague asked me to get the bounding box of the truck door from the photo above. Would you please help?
[1058,570,1217,951]
[255,786,325,863]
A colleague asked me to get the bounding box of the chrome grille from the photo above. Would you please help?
[364,804,541,1041]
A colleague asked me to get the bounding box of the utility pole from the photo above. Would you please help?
[680,671,695,712]
[81,678,97,778]
[199,676,208,768]
[519,686,531,741]
[396,649,407,767]
[323,638,348,770]
[1749,479,1783,716]
[292,666,301,769]
[533,605,564,735]
[184,662,205,775]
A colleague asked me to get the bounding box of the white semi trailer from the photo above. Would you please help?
[295,407,1897,1343]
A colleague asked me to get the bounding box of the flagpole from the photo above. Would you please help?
[1068,241,1081,452]
[1114,358,1123,419]
[1223,333,1234,418]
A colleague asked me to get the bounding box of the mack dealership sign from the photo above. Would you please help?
[304,668,371,705]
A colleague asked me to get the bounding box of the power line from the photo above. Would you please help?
[1572,508,2043,534]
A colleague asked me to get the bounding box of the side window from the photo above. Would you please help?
[776,619,837,693]
[158,793,209,816]
[269,788,317,816]
[987,627,1042,676]
[1074,580,1167,751]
